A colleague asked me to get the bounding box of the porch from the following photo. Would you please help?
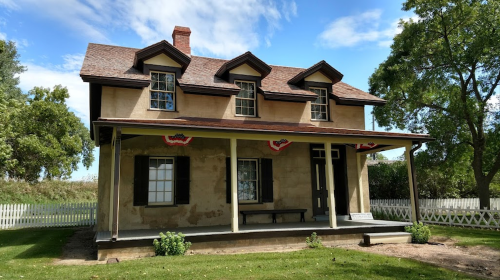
[96,219,412,242]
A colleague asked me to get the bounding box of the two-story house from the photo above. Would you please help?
[80,26,432,260]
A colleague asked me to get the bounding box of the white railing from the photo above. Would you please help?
[371,198,500,209]
[370,203,500,229]
[0,202,97,229]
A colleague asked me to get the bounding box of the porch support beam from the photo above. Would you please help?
[230,138,239,232]
[121,127,416,147]
[405,145,417,222]
[356,153,365,213]
[111,127,121,241]
[325,142,337,228]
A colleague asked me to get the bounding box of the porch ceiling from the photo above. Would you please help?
[94,117,433,147]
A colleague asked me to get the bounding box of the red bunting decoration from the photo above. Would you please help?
[162,134,193,146]
[356,143,378,149]
[268,139,292,151]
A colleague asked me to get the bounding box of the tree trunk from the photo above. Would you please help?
[477,179,491,210]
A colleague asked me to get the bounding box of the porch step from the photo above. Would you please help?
[363,232,412,246]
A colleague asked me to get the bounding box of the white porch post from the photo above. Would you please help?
[110,127,121,241]
[230,138,239,232]
[325,142,337,228]
[356,153,365,213]
[405,145,417,222]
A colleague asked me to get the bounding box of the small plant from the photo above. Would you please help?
[153,231,192,256]
[306,232,323,248]
[405,221,431,244]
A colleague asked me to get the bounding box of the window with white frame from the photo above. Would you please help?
[150,72,175,111]
[237,159,258,202]
[310,87,328,121]
[235,81,256,117]
[148,157,174,205]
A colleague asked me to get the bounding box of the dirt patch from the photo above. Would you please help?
[337,236,500,280]
[54,227,105,265]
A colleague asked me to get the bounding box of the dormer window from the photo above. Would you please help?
[235,80,256,117]
[150,72,175,111]
[311,87,328,121]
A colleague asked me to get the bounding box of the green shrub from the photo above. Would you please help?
[305,232,323,248]
[153,231,192,256]
[405,222,431,244]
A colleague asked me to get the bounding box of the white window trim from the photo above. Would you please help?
[148,156,175,206]
[237,158,259,203]
[149,71,176,111]
[312,148,340,159]
[235,80,257,117]
[310,87,328,121]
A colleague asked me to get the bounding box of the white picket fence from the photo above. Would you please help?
[0,202,97,229]
[370,201,500,229]
[371,198,500,210]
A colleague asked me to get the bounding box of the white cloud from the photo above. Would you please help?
[0,0,297,57]
[318,10,417,49]
[19,57,89,124]
[0,31,5,41]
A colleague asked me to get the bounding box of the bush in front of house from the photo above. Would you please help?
[405,222,431,244]
[153,231,192,256]
[306,232,323,248]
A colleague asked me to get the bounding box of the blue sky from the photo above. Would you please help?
[0,0,415,180]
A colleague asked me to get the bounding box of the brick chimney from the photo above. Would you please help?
[172,26,191,55]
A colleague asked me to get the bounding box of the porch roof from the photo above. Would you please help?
[94,117,433,144]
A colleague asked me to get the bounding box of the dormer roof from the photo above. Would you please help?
[133,40,191,73]
[215,51,272,79]
[288,60,343,85]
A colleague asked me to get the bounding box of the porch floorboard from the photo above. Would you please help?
[96,219,411,243]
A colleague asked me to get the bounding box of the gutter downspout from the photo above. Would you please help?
[410,142,422,223]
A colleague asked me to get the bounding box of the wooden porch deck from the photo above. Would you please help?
[96,219,411,243]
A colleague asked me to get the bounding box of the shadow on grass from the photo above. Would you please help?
[0,228,74,260]
[430,225,500,249]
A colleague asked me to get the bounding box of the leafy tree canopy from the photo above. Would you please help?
[369,0,500,208]
[0,40,26,100]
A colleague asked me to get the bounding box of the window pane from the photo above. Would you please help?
[249,108,254,116]
[166,74,174,83]
[151,73,159,81]
[166,170,173,180]
[242,99,248,107]
[151,91,158,99]
[159,101,166,109]
[236,107,242,114]
[165,181,172,192]
[242,82,248,90]
[236,81,242,88]
[151,100,158,109]
[167,82,175,91]
[159,82,166,91]
[236,99,241,106]
[149,170,157,180]
[166,101,174,110]
[148,192,156,202]
[159,73,166,82]
[149,181,156,192]
[248,83,254,91]
[151,82,159,90]
[150,159,158,169]
[248,100,254,108]
[165,192,172,202]
[165,159,174,165]
[242,107,248,116]
[156,192,164,202]
[157,181,165,192]
[157,169,166,180]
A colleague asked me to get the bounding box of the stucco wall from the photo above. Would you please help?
[96,137,369,231]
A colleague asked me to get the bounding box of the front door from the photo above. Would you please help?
[310,145,349,216]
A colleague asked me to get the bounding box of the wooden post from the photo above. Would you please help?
[405,145,417,222]
[111,127,121,241]
[230,138,239,232]
[356,153,365,213]
[325,142,337,228]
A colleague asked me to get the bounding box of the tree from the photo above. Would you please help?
[369,0,500,209]
[0,40,26,100]
[4,86,94,182]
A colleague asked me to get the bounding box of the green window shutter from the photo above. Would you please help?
[175,156,190,205]
[133,155,149,206]
[260,158,273,203]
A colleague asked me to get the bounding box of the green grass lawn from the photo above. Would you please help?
[0,228,478,280]
[430,225,500,249]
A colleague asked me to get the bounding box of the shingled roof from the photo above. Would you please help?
[80,42,386,105]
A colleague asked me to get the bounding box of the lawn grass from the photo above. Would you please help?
[0,180,97,204]
[0,228,478,280]
[429,225,500,249]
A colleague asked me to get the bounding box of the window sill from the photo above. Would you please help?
[234,115,261,118]
[310,119,330,122]
[148,109,179,112]
[238,202,263,205]
[145,204,178,208]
